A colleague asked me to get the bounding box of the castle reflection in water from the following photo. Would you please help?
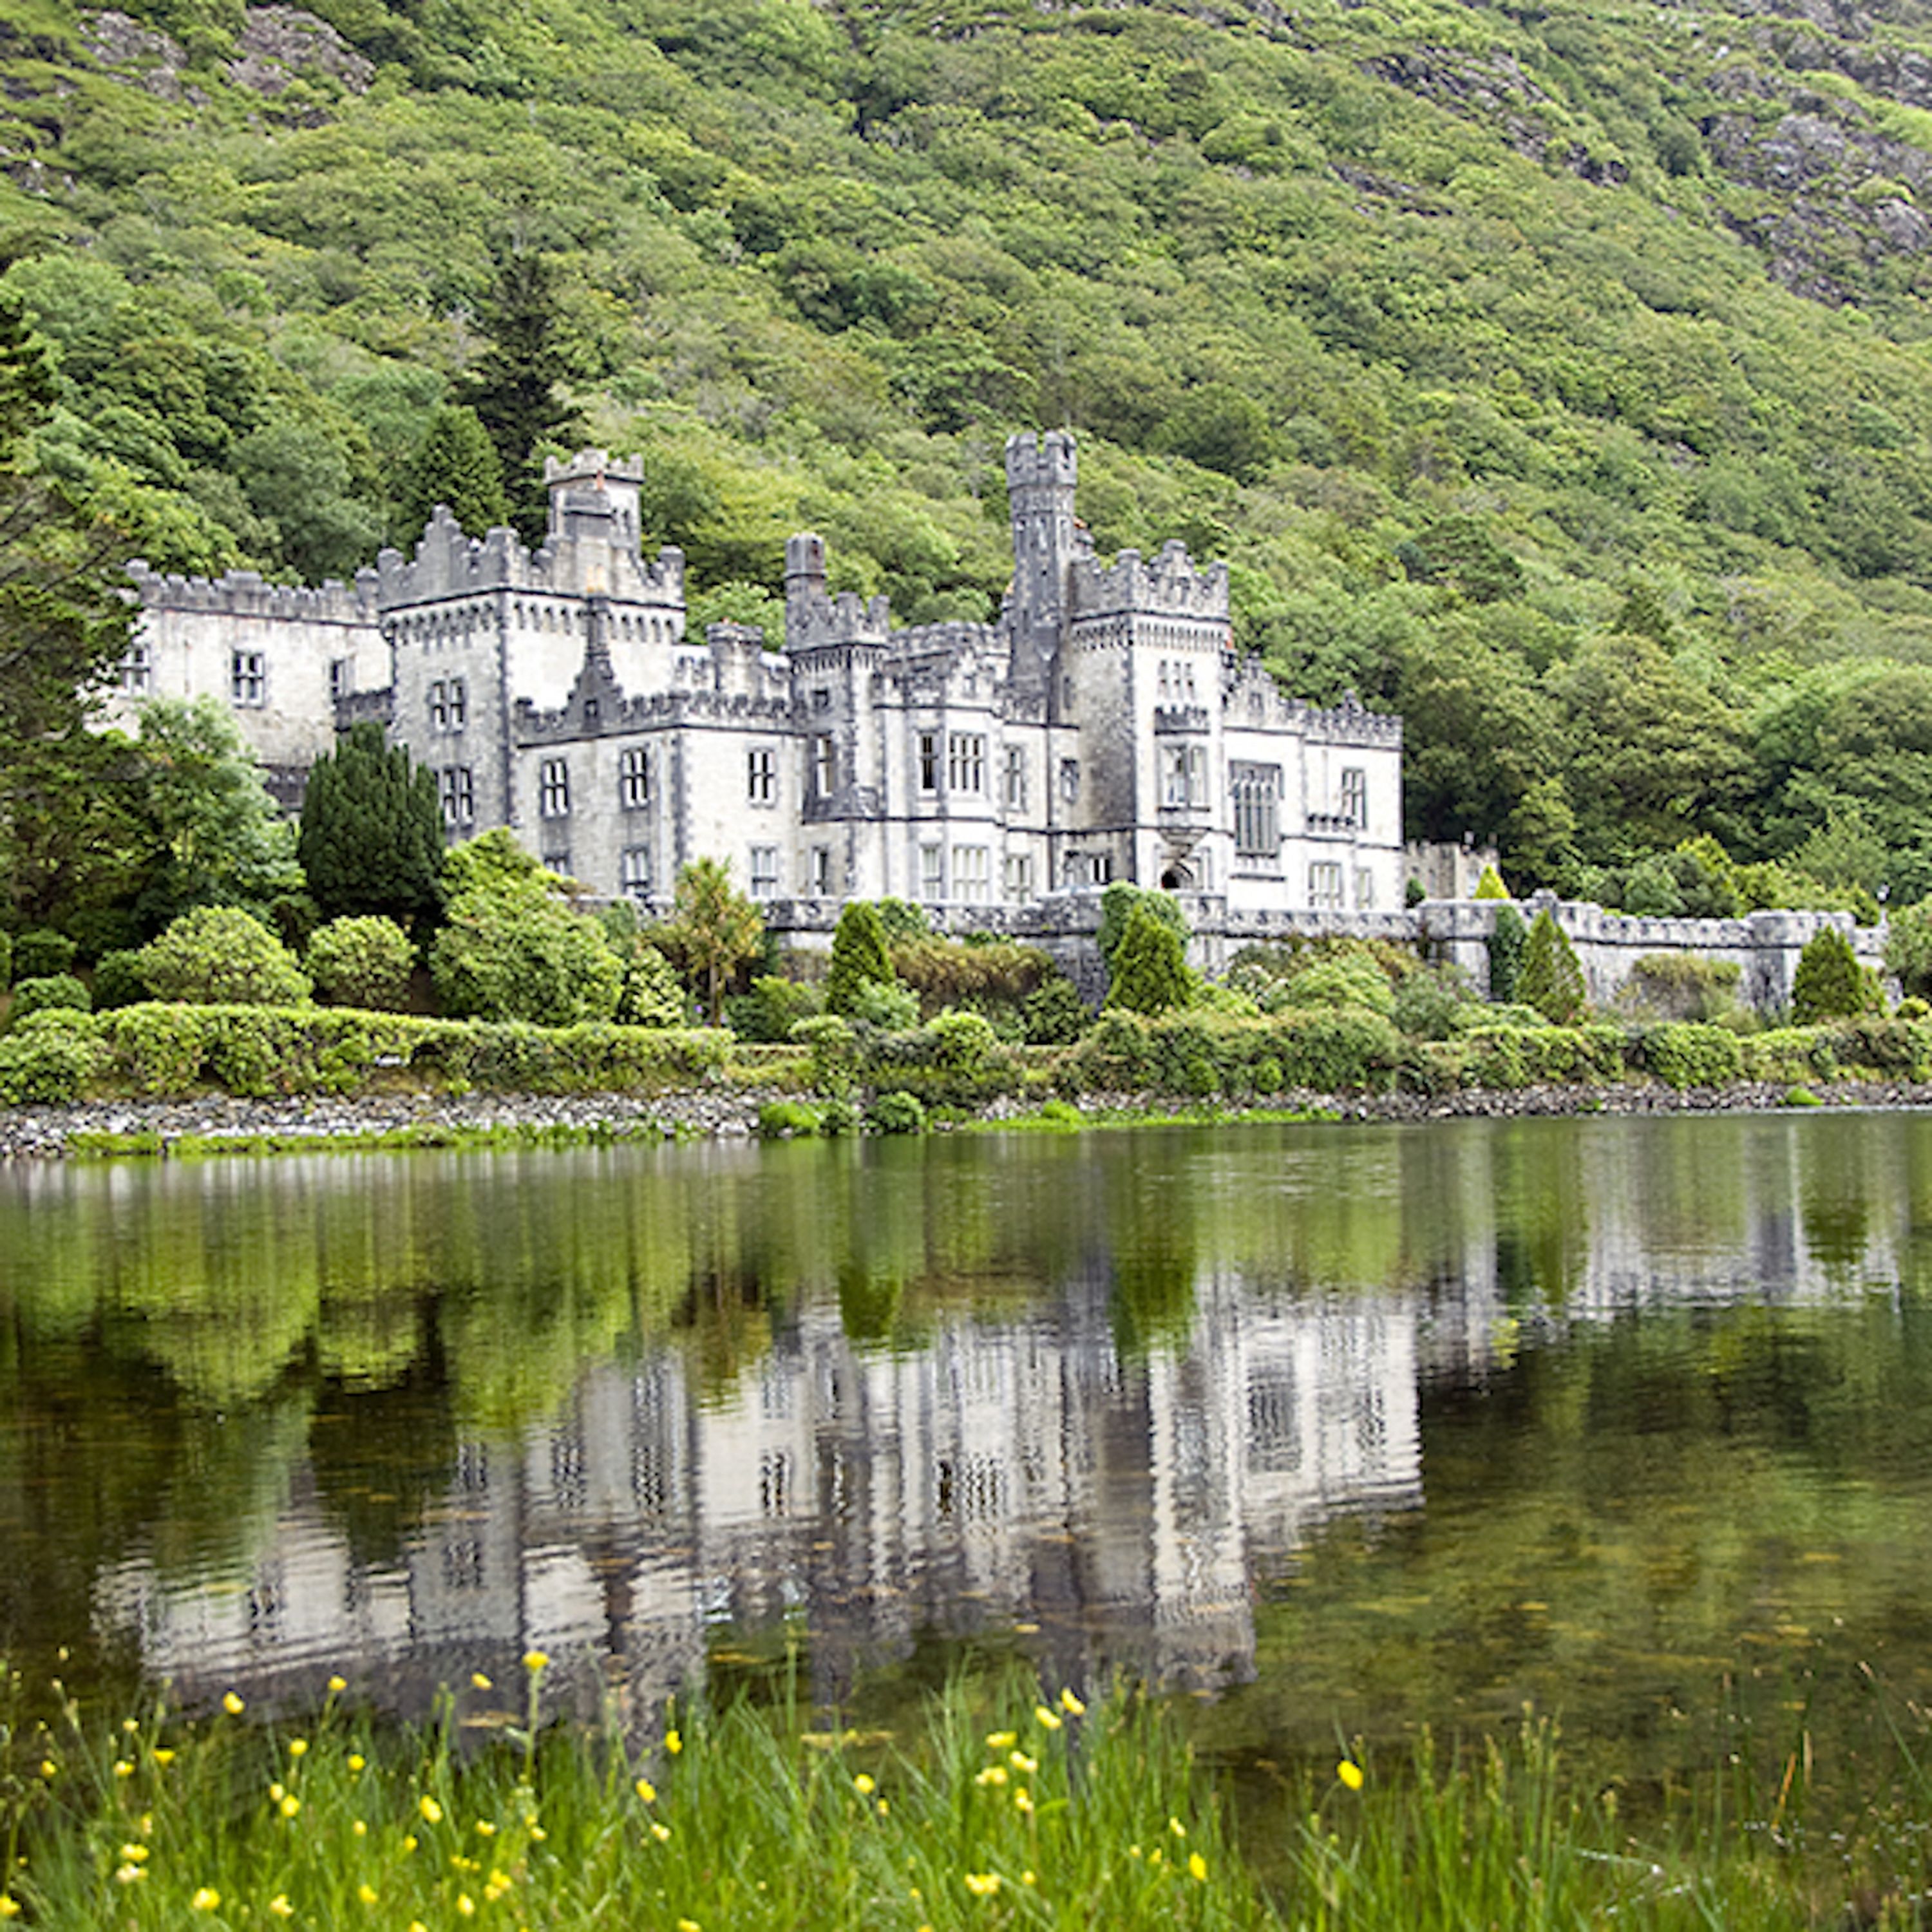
[95,1273,1421,1715]
[83,1112,1910,1718]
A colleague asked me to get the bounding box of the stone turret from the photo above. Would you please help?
[544,450,644,552]
[1005,430,1079,704]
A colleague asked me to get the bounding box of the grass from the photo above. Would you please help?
[3,1659,1929,1928]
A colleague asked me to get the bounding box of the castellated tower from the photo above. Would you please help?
[1004,430,1079,708]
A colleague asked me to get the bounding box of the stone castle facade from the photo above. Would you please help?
[116,432,1405,923]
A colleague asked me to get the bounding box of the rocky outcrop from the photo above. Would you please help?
[226,6,374,96]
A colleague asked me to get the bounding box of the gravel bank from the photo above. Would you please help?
[3,1078,1931,1159]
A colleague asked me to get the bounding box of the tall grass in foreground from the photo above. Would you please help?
[0,1657,1924,1927]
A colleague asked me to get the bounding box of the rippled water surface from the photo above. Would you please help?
[4,1113,1931,1795]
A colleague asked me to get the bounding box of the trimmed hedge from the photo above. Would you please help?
[88,1003,730,1100]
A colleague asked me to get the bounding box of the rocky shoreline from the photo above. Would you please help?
[3,1077,1931,1159]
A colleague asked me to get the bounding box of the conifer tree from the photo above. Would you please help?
[296,723,445,931]
[1790,926,1875,1023]
[824,900,895,1016]
[466,247,582,547]
[1519,908,1587,1023]
[1486,904,1528,1003]
[396,404,509,542]
[1103,901,1194,1016]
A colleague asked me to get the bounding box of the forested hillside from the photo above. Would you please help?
[8,0,1932,900]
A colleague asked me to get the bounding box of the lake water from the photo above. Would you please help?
[4,1112,1931,1811]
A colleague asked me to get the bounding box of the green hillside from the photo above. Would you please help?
[10,0,1932,898]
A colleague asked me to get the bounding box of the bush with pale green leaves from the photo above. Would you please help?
[137,907,311,1007]
[306,916,415,1011]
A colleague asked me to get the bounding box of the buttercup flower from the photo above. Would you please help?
[1032,1705,1061,1732]
[222,1692,245,1716]
[853,1774,876,1796]
[522,1651,549,1672]
[472,1672,493,1691]
[963,1872,1001,1897]
[634,1778,656,1803]
[191,1887,221,1911]
[1189,1852,1208,1883]
[1337,1759,1365,1792]
[1059,1688,1085,1716]
[419,1795,444,1824]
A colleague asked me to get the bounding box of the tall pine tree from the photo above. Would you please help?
[466,248,582,547]
[297,723,446,932]
[395,404,509,543]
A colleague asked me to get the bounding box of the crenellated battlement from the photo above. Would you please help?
[1003,428,1078,495]
[1303,689,1403,746]
[787,589,895,650]
[1072,540,1229,623]
[373,506,683,610]
[128,559,378,625]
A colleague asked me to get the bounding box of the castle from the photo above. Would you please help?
[115,432,1405,927]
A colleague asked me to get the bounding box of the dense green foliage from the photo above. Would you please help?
[661,858,763,1024]
[1485,904,1528,1003]
[824,899,895,1016]
[1103,901,1196,1016]
[1790,925,1877,1024]
[296,723,446,931]
[16,0,1932,896]
[136,905,311,1005]
[1519,908,1587,1023]
[430,867,623,1025]
[304,913,415,1010]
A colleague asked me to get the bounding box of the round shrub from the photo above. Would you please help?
[849,980,919,1030]
[306,915,415,1011]
[867,1090,927,1134]
[138,907,311,1007]
[430,888,623,1026]
[10,974,91,1024]
[0,1009,102,1104]
[14,929,77,982]
[91,949,151,1011]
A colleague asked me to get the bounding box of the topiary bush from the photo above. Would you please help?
[138,907,312,1006]
[1791,927,1877,1025]
[1486,905,1528,1004]
[306,916,415,1011]
[1473,865,1510,900]
[9,974,91,1024]
[825,900,896,1016]
[1519,910,1587,1024]
[1103,902,1195,1016]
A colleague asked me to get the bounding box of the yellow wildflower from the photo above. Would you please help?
[153,1749,175,1767]
[1169,1817,1187,1839]
[0,1899,19,1919]
[222,1692,245,1716]
[347,1754,365,1773]
[352,1821,367,1838]
[269,1898,294,1918]
[471,1673,493,1692]
[984,1731,1016,1751]
[419,1795,444,1825]
[270,1784,287,1803]
[634,1778,656,1803]
[476,1821,497,1837]
[853,1774,876,1796]
[974,1765,1008,1787]
[1337,1759,1365,1792]
[1014,1787,1034,1814]
[288,1738,308,1758]
[327,1674,347,1694]
[963,1872,1001,1897]
[112,1761,133,1779]
[665,1728,683,1756]
[876,1799,890,1817]
[279,1794,301,1819]
[456,1895,475,1918]
[1032,1705,1061,1732]
[1189,1852,1208,1883]
[521,1651,549,1672]
[484,1871,511,1902]
[650,1823,672,1843]
[677,1921,701,1932]
[191,1887,222,1911]
[1059,1688,1085,1716]
[358,1883,378,1904]
[113,1865,147,1886]
[122,1718,138,1735]
[117,1844,149,1864]
[1021,1870,1037,1886]
[1009,1751,1037,1774]
[37,1761,53,1779]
